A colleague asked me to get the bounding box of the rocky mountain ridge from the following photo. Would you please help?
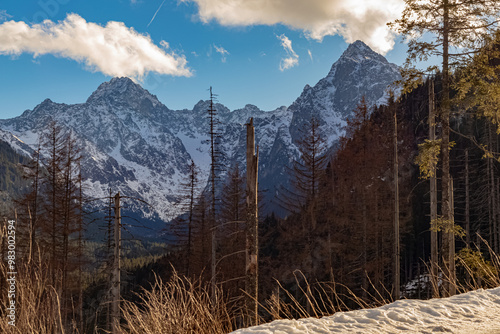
[0,40,401,235]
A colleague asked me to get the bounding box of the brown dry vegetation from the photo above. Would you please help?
[0,250,498,334]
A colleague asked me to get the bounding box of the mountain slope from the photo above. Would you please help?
[289,40,400,147]
[0,78,192,229]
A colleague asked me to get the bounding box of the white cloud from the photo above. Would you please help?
[182,0,404,54]
[278,34,295,55]
[0,10,12,22]
[280,56,299,71]
[214,44,229,62]
[0,14,192,79]
[308,49,313,62]
[160,40,170,49]
[277,34,298,71]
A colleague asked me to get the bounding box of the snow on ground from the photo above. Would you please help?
[232,287,500,334]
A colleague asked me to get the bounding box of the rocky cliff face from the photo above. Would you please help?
[289,40,400,147]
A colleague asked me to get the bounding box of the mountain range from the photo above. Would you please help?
[0,40,401,236]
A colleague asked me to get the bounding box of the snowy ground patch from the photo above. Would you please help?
[232,287,500,334]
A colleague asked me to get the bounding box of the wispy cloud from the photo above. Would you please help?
[277,34,298,71]
[308,49,313,62]
[0,10,12,22]
[182,0,404,54]
[214,44,229,62]
[147,0,167,28]
[0,14,192,79]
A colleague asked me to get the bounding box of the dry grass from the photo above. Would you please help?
[121,269,393,333]
[261,270,390,322]
[0,242,498,334]
[406,235,500,299]
[0,256,74,334]
[262,244,500,325]
[120,270,236,334]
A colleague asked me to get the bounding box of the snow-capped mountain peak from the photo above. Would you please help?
[86,76,162,115]
[289,40,401,147]
[339,40,388,64]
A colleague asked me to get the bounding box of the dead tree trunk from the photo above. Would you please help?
[429,80,439,297]
[112,192,121,334]
[106,188,113,331]
[77,163,84,333]
[465,148,470,248]
[362,197,368,301]
[488,150,494,249]
[208,87,218,306]
[448,178,456,296]
[489,124,499,253]
[246,118,259,326]
[186,160,198,278]
[441,0,454,298]
[29,141,42,265]
[394,111,400,300]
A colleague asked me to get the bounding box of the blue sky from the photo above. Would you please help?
[0,0,408,119]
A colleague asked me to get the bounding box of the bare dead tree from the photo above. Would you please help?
[245,118,259,326]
